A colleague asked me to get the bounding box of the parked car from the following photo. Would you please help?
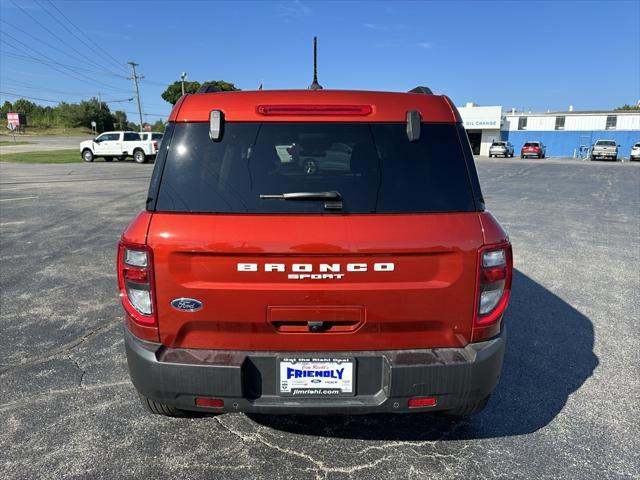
[119,87,512,418]
[590,140,619,161]
[521,141,546,158]
[489,141,514,158]
[80,131,158,164]
[629,143,640,162]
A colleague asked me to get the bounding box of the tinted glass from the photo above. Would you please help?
[491,142,506,146]
[524,142,540,147]
[596,141,616,146]
[155,122,475,214]
[152,133,163,140]
[124,132,139,141]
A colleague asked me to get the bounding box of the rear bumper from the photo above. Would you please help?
[125,327,506,414]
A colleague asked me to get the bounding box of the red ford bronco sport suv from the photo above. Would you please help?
[118,87,512,417]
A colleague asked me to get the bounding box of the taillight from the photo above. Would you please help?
[152,140,158,152]
[475,243,512,330]
[117,241,157,329]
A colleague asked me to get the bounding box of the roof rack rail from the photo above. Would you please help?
[197,84,224,94]
[409,86,433,95]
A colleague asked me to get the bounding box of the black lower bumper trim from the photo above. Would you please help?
[125,328,506,414]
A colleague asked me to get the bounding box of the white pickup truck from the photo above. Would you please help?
[590,139,619,162]
[80,131,160,164]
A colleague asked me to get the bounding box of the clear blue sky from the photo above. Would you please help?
[1,0,639,121]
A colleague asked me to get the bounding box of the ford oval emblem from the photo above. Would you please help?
[311,379,321,384]
[171,298,203,312]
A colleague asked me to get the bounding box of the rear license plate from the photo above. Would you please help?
[278,358,355,397]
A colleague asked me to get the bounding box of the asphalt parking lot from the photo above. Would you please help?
[0,135,87,154]
[1,157,639,479]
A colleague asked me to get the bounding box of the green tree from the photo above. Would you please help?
[614,104,640,111]
[161,80,201,105]
[151,119,166,132]
[200,80,238,92]
[160,79,239,105]
[0,100,13,118]
[13,98,38,114]
[113,110,128,130]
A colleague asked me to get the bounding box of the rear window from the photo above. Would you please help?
[153,122,476,214]
[491,142,506,147]
[596,141,616,146]
[152,133,163,140]
[524,142,540,147]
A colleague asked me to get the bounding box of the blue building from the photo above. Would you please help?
[458,103,640,158]
[502,108,640,158]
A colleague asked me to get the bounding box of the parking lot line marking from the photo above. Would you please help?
[0,196,38,202]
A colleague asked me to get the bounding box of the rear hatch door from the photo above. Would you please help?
[148,213,483,351]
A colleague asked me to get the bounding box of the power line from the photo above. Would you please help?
[0,78,131,97]
[0,19,128,79]
[121,110,166,118]
[0,31,127,92]
[0,81,104,99]
[0,47,127,79]
[45,0,130,75]
[0,91,165,117]
[0,91,62,104]
[8,0,127,78]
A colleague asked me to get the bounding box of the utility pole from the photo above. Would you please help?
[180,72,187,96]
[97,91,102,111]
[128,61,144,132]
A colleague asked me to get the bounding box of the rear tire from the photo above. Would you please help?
[82,149,94,162]
[133,149,147,164]
[138,394,187,417]
[444,395,490,417]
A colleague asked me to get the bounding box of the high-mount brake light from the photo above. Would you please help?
[117,242,157,327]
[256,104,373,116]
[475,243,512,327]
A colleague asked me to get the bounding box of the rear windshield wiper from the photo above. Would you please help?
[259,191,342,210]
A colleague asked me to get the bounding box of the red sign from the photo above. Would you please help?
[7,112,20,126]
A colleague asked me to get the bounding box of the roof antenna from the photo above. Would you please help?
[308,36,323,90]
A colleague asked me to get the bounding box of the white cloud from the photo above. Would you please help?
[275,1,312,18]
